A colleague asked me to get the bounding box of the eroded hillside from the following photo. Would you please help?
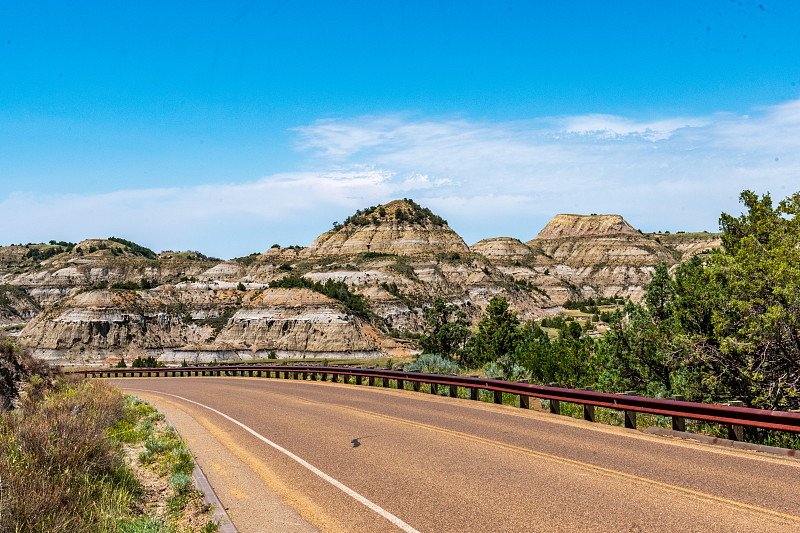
[1,201,720,365]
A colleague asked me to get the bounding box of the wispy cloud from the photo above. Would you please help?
[295,101,800,239]
[560,114,711,141]
[0,170,393,257]
[4,99,800,257]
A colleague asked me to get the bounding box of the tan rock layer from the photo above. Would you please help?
[535,214,640,240]
[18,288,382,363]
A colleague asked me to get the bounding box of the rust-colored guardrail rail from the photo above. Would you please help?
[74,364,800,440]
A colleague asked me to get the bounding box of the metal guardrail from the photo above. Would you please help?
[75,364,800,439]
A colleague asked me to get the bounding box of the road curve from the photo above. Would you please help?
[112,376,800,532]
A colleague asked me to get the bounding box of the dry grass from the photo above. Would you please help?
[0,337,218,532]
[0,378,135,532]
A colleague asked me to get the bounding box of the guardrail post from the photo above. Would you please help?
[493,390,502,404]
[355,375,362,385]
[413,381,421,392]
[332,373,338,382]
[368,376,375,386]
[670,395,686,431]
[320,372,327,381]
[431,382,439,395]
[727,401,744,440]
[449,384,458,398]
[624,391,637,429]
[397,378,404,390]
[470,387,479,401]
[583,386,595,422]
[517,380,529,409]
[548,383,560,415]
[383,377,391,388]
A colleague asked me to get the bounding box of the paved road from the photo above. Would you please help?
[113,376,800,532]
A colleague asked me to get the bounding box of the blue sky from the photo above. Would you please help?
[2,1,799,258]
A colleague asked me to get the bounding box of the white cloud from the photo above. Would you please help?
[294,100,800,241]
[5,99,800,257]
[0,170,401,258]
[560,114,711,141]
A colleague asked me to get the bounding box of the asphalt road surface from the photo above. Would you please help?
[112,376,800,532]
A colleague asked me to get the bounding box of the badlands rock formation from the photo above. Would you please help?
[19,287,388,364]
[526,214,679,302]
[534,214,641,239]
[1,202,720,365]
[470,237,532,262]
[303,199,469,257]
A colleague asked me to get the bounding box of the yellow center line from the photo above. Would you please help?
[271,389,800,526]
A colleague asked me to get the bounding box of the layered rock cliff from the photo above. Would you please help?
[2,201,720,365]
[469,214,719,305]
[529,215,672,301]
[18,287,389,364]
[534,214,640,239]
[303,199,469,257]
[470,238,532,262]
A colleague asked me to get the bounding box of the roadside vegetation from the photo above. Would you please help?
[0,337,218,532]
[410,189,800,447]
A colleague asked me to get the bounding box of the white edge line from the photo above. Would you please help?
[126,388,421,533]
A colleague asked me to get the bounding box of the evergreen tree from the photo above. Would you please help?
[418,298,470,362]
[467,297,522,367]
